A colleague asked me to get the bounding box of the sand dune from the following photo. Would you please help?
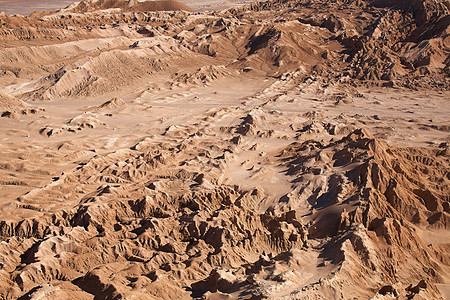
[0,0,449,299]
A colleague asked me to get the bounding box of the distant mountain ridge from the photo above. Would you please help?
[64,0,193,13]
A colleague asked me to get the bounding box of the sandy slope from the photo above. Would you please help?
[0,0,449,299]
[0,0,253,15]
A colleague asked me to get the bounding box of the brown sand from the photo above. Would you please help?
[0,0,76,16]
[0,0,449,299]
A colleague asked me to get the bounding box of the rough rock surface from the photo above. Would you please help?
[0,0,449,299]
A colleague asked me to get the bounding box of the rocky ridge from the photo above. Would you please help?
[0,0,449,299]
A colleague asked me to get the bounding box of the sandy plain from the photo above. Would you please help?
[0,0,78,15]
[0,0,254,15]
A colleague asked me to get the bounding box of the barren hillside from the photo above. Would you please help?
[0,0,449,299]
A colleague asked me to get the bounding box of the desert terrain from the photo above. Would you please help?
[0,0,449,299]
[0,0,254,15]
[0,1,77,16]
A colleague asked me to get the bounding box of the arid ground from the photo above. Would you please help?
[0,0,253,15]
[0,1,77,16]
[0,0,449,299]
